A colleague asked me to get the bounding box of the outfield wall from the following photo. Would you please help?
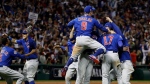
[0,64,150,80]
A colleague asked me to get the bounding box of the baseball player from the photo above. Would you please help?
[106,17,134,84]
[75,49,94,84]
[64,5,110,71]
[65,27,77,84]
[98,24,123,84]
[8,27,39,84]
[0,36,25,84]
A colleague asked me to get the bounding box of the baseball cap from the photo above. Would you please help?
[22,30,28,34]
[84,5,95,13]
[104,22,113,29]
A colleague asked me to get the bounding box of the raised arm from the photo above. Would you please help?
[106,17,123,36]
[94,19,109,32]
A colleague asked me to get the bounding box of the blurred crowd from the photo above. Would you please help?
[0,0,150,66]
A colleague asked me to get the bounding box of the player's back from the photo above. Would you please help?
[100,33,122,52]
[0,47,14,66]
[73,15,96,37]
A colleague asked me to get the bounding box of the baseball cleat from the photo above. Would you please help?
[89,55,100,64]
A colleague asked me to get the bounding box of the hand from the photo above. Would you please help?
[106,17,113,22]
[110,30,116,34]
[24,54,29,56]
[2,33,8,36]
[61,66,68,77]
[123,46,128,51]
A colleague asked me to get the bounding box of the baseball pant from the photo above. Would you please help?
[71,36,106,60]
[23,59,39,82]
[0,66,24,84]
[102,51,122,84]
[65,62,78,84]
[121,60,134,84]
[76,52,93,84]
[108,60,134,84]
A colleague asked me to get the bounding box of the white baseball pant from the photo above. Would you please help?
[102,51,122,84]
[0,66,24,84]
[65,62,78,84]
[23,59,39,82]
[121,60,134,84]
[108,60,134,84]
[71,36,106,60]
[76,52,93,84]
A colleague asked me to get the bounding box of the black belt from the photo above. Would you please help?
[106,51,118,53]
[0,65,3,67]
[26,58,37,61]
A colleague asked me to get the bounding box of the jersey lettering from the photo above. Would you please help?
[103,35,114,45]
[81,21,87,30]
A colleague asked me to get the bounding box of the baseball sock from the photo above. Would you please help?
[29,81,35,84]
[65,57,74,67]
[93,48,104,57]
[25,81,29,84]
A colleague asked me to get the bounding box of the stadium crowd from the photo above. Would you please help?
[0,0,150,66]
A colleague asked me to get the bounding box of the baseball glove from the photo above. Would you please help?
[61,67,67,77]
[26,25,32,33]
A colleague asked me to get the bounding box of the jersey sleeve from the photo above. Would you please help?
[10,49,25,59]
[111,22,123,36]
[94,19,108,32]
[16,39,22,45]
[30,40,36,49]
[67,18,76,28]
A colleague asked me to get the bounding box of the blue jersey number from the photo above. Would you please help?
[81,21,87,30]
[103,35,114,45]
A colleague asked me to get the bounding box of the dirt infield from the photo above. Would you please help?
[0,80,150,84]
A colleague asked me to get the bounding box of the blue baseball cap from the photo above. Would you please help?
[104,22,113,29]
[22,30,28,34]
[84,5,95,13]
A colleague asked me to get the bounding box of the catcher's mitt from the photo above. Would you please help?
[61,67,67,77]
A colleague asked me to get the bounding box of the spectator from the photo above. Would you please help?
[145,52,150,65]
[136,50,143,65]
[130,50,137,66]
[0,0,149,66]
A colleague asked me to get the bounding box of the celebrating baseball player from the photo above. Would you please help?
[106,17,134,84]
[8,26,39,84]
[75,28,100,84]
[65,27,77,84]
[0,35,25,84]
[65,27,94,84]
[64,5,110,71]
[98,22,124,84]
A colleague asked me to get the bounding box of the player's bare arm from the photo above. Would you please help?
[106,17,113,22]
[69,27,75,39]
[25,49,37,56]
[2,33,17,43]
